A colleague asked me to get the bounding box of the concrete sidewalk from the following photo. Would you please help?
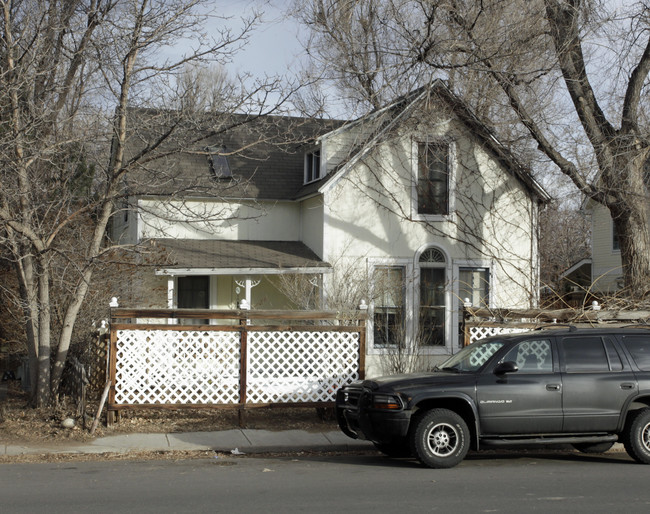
[1,429,374,457]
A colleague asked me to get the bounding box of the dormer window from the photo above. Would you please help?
[207,145,232,179]
[305,149,321,183]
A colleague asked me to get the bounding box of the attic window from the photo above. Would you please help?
[417,141,449,215]
[207,145,232,179]
[305,149,321,183]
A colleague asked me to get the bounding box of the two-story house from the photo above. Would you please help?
[111,80,550,375]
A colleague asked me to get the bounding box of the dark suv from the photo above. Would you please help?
[336,327,650,468]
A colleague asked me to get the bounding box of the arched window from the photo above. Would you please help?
[419,248,446,346]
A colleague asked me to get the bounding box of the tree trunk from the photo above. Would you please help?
[612,202,650,297]
[35,260,52,408]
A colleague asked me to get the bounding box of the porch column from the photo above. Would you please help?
[167,277,176,324]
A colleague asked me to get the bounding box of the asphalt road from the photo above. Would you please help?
[1,449,648,513]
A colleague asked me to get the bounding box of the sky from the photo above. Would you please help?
[210,0,305,78]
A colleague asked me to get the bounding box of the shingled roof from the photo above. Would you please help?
[124,111,345,201]
[124,80,548,204]
[153,239,331,274]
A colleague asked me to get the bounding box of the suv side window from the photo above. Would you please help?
[562,336,614,372]
[604,339,624,371]
[500,339,553,372]
[620,335,650,370]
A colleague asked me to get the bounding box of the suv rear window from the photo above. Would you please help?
[621,335,650,370]
[562,336,610,372]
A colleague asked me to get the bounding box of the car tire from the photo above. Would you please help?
[373,440,412,458]
[572,441,615,454]
[410,408,469,469]
[624,408,650,464]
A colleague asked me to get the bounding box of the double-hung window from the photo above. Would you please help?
[305,149,321,183]
[373,266,405,348]
[417,141,449,215]
[459,268,490,308]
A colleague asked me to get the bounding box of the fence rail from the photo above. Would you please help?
[461,304,650,346]
[107,309,366,421]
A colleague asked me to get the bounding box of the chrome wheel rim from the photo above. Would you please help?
[426,422,459,457]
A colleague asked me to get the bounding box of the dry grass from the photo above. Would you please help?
[0,381,337,447]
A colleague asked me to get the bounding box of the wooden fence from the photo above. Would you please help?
[107,308,366,422]
[461,305,650,346]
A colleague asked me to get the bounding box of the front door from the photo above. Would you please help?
[177,276,209,324]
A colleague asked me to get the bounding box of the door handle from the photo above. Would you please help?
[620,383,636,390]
[546,384,561,391]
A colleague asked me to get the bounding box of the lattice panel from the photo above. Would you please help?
[511,340,551,370]
[246,331,360,404]
[468,326,530,345]
[114,329,241,405]
[469,342,505,367]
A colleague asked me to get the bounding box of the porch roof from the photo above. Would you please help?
[153,239,331,276]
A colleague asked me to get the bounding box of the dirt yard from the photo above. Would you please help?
[0,380,338,446]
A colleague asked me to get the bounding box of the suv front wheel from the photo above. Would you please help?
[410,408,469,469]
[624,408,650,464]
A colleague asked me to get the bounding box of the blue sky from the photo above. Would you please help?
[213,0,304,77]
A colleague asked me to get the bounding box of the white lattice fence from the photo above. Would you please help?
[247,331,360,404]
[467,326,531,345]
[114,329,241,405]
[111,327,361,407]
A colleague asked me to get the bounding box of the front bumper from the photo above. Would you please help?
[335,387,411,443]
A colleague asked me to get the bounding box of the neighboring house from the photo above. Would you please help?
[585,157,650,294]
[559,258,593,293]
[585,200,622,292]
[586,198,644,294]
[111,80,550,375]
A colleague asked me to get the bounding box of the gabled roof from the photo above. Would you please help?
[125,80,549,204]
[303,80,550,204]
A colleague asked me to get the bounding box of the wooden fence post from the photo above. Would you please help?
[238,309,249,428]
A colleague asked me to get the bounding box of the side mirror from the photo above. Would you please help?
[494,361,519,375]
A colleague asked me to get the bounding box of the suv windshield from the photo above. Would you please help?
[438,340,505,372]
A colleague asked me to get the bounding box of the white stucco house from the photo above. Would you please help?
[111,80,550,375]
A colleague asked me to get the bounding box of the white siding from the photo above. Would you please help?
[300,196,324,258]
[137,198,301,241]
[590,202,622,292]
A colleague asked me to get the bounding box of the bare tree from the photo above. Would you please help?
[297,0,650,297]
[539,203,591,298]
[0,0,292,407]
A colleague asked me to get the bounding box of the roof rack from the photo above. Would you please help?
[534,324,578,332]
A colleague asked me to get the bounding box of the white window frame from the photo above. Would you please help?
[411,138,457,222]
[368,259,413,354]
[304,147,322,184]
[455,263,492,308]
[414,245,454,355]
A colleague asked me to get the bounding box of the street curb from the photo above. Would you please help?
[1,430,375,457]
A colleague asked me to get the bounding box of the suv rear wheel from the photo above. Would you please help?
[410,408,469,469]
[624,408,650,464]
